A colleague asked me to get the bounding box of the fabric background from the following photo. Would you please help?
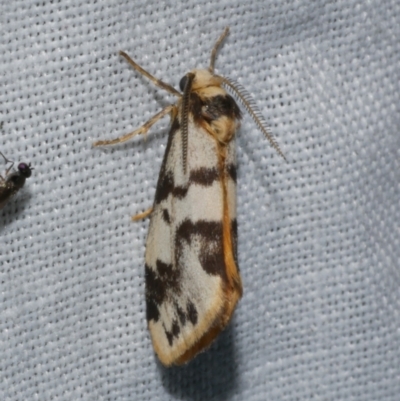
[1,1,399,400]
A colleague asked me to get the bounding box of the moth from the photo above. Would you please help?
[0,152,32,209]
[94,27,284,366]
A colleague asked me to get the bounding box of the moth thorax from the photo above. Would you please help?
[190,69,223,91]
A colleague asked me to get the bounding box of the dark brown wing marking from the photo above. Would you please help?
[190,167,219,186]
[175,219,227,278]
[145,260,181,322]
[190,93,242,124]
[153,118,180,205]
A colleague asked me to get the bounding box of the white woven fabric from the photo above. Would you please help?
[1,0,399,400]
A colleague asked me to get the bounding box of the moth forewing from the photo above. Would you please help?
[144,107,242,365]
[94,27,284,366]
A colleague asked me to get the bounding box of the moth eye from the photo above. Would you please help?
[179,76,188,92]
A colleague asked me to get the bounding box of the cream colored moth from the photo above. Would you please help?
[94,27,284,366]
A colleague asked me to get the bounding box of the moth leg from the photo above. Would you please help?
[131,207,153,221]
[119,51,181,97]
[93,105,176,147]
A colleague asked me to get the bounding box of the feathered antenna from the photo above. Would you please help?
[180,73,195,174]
[219,76,287,162]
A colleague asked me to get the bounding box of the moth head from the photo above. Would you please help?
[179,70,223,92]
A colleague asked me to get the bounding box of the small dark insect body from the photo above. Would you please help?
[0,162,32,209]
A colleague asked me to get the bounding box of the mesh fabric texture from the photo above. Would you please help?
[0,1,399,400]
